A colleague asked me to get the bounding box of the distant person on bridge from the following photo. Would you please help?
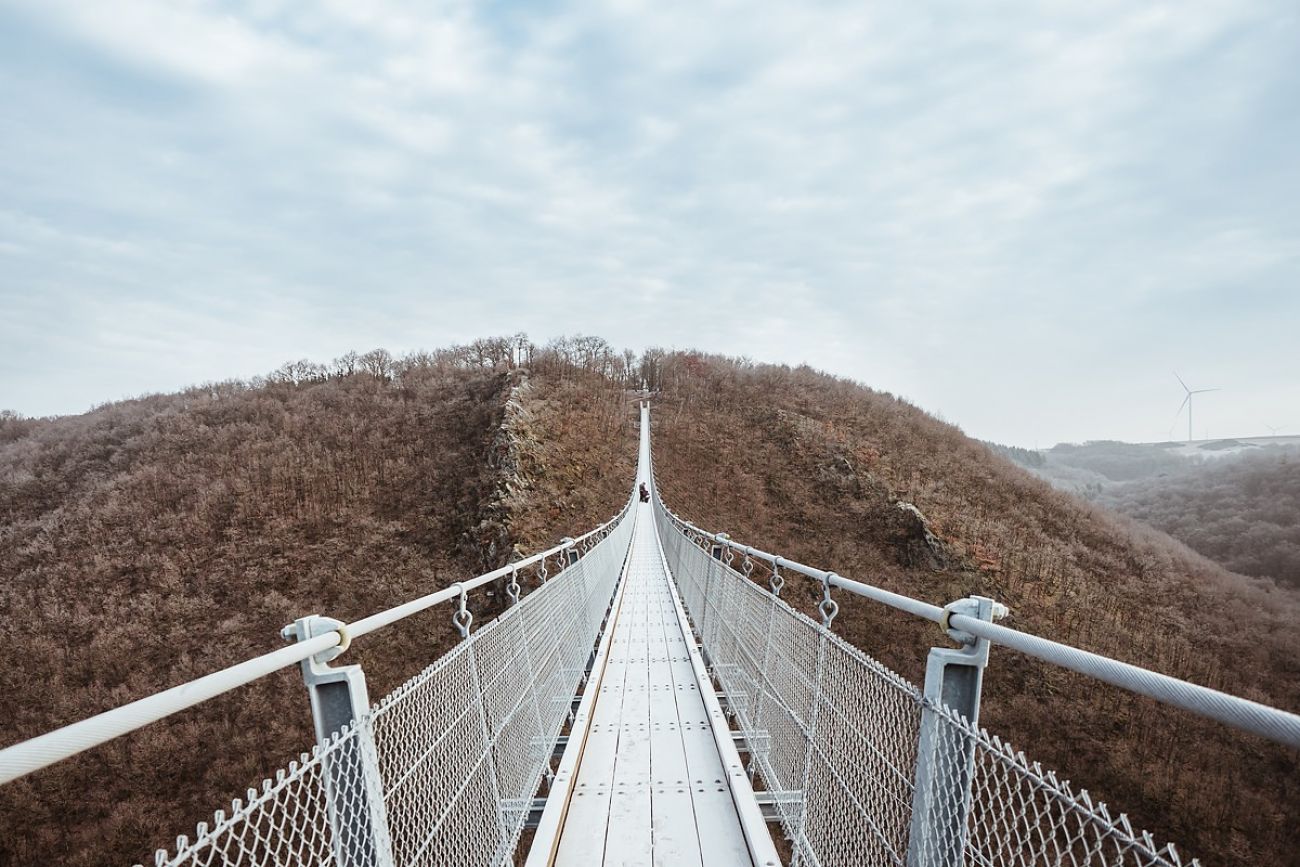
[639,483,650,503]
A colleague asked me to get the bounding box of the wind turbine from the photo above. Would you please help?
[1173,373,1218,444]
[1265,424,1285,437]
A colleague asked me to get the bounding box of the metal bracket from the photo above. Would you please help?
[514,796,549,829]
[753,790,803,824]
[282,615,394,867]
[906,595,1001,867]
[282,615,369,746]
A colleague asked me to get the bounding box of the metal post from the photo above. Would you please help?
[701,533,727,647]
[906,596,1002,867]
[284,616,395,867]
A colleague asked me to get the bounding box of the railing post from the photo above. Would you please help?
[906,596,1002,867]
[700,533,727,652]
[283,616,395,867]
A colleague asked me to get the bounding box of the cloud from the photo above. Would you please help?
[0,0,1297,445]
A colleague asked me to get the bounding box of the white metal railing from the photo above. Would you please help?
[0,507,630,788]
[650,494,1198,866]
[657,503,1300,751]
[0,496,637,867]
[147,505,636,867]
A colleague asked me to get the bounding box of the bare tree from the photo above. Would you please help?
[358,349,394,380]
[333,351,360,378]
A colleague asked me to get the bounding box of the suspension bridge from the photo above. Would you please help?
[2,404,1298,867]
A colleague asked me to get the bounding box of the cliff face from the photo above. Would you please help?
[1,343,1296,867]
[496,370,637,551]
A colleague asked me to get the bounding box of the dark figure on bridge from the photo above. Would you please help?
[639,483,650,503]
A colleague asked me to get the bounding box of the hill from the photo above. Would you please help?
[992,438,1300,589]
[1092,449,1300,589]
[0,341,635,867]
[642,355,1299,867]
[2,339,1297,867]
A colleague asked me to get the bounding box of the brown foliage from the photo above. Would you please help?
[645,352,1300,867]
[0,361,526,866]
[4,342,1297,867]
[1095,449,1300,589]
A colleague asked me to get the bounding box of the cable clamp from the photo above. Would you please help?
[941,596,1009,645]
[333,622,352,654]
[282,615,351,663]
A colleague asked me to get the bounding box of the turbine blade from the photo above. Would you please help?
[1174,395,1190,417]
[1174,371,1190,392]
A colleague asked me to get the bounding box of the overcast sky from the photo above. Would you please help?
[1,0,1297,447]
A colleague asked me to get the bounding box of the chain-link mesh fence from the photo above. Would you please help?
[653,501,1197,867]
[145,506,636,867]
[134,478,1201,867]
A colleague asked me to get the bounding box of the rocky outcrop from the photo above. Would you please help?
[893,500,948,571]
[774,407,950,571]
[466,369,540,572]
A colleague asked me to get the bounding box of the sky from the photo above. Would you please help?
[1,0,1297,447]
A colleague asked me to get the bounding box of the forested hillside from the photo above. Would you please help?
[991,439,1300,589]
[0,339,635,867]
[1094,450,1300,589]
[644,355,1300,867]
[2,339,1297,867]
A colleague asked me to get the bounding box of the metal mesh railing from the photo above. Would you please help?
[147,507,636,867]
[652,500,1196,867]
